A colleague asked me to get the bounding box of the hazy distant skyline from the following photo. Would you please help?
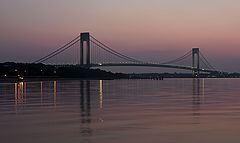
[1,0,240,72]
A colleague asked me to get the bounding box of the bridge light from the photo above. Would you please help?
[99,63,102,66]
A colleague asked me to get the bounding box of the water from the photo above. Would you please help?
[0,79,240,143]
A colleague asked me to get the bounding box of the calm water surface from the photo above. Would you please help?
[0,79,240,143]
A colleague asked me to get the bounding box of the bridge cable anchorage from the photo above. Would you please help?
[160,50,192,65]
[199,52,215,70]
[90,35,144,63]
[33,36,80,63]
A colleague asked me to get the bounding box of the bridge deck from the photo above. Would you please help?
[89,63,218,73]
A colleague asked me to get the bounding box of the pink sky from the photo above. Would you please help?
[0,0,240,71]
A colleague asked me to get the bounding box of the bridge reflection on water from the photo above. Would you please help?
[0,79,206,137]
[1,79,240,143]
[192,79,205,117]
[10,79,205,114]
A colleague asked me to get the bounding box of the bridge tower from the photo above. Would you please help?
[80,32,90,66]
[192,48,200,77]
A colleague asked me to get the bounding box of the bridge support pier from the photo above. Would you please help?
[192,48,200,77]
[80,32,90,67]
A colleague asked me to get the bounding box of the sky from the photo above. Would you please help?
[1,0,240,72]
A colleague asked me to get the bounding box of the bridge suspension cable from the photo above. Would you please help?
[160,50,192,65]
[90,35,143,63]
[199,51,215,70]
[200,58,211,69]
[33,36,80,63]
[90,40,138,63]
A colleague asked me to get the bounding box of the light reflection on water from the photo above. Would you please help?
[0,79,240,143]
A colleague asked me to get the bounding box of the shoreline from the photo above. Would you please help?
[1,76,240,83]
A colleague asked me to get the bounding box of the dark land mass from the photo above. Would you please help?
[0,62,127,80]
[0,62,239,81]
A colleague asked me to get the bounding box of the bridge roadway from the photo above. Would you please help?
[89,63,219,73]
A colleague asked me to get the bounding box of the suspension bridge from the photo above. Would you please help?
[33,32,221,76]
